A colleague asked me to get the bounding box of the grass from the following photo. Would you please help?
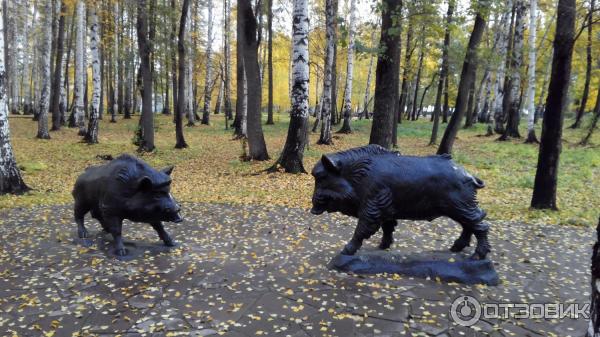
[2,112,599,226]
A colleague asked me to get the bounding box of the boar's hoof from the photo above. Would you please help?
[470,248,490,261]
[450,240,470,253]
[115,248,128,257]
[78,228,89,239]
[163,238,177,247]
[341,242,360,255]
[378,238,393,250]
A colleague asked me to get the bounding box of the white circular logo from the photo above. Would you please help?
[450,295,482,327]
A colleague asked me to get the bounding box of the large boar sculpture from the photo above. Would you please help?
[310,145,490,260]
[73,154,183,256]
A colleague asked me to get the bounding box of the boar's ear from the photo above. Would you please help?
[137,176,153,191]
[161,166,174,176]
[321,155,341,174]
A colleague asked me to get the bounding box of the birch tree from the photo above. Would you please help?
[223,0,233,122]
[111,0,119,122]
[73,0,86,136]
[492,1,514,134]
[84,2,101,144]
[201,0,214,125]
[525,0,539,143]
[362,29,376,119]
[50,0,66,131]
[0,5,29,194]
[318,0,335,145]
[500,0,526,140]
[338,0,356,134]
[271,0,309,173]
[571,0,594,129]
[36,0,52,139]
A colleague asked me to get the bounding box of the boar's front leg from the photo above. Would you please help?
[450,227,472,253]
[472,226,491,260]
[104,217,127,256]
[379,220,396,250]
[151,222,176,247]
[341,218,380,255]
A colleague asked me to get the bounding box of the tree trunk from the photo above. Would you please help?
[580,85,600,146]
[238,0,269,160]
[571,0,594,129]
[266,0,274,125]
[84,3,101,144]
[500,0,526,140]
[136,0,154,151]
[0,5,29,194]
[111,0,119,121]
[201,0,214,125]
[50,0,66,130]
[362,31,376,119]
[369,0,402,149]
[525,0,539,143]
[175,0,189,149]
[464,77,477,128]
[330,0,338,126]
[318,0,336,145]
[437,3,488,155]
[74,0,86,136]
[214,77,223,114]
[223,0,233,123]
[337,0,356,134]
[490,2,513,134]
[588,218,600,337]
[496,3,517,133]
[530,0,575,209]
[36,0,52,139]
[185,5,195,126]
[411,38,425,121]
[233,7,246,138]
[397,19,413,129]
[271,0,309,173]
[429,0,454,145]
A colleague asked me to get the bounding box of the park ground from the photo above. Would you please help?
[1,112,598,226]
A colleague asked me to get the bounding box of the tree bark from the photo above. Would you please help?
[531,0,575,209]
[318,0,336,145]
[437,3,488,155]
[266,0,274,125]
[201,0,214,125]
[525,0,539,143]
[397,19,413,128]
[73,0,86,136]
[411,37,425,121]
[36,0,52,139]
[571,0,594,129]
[0,5,29,194]
[271,0,309,173]
[580,85,600,146]
[50,0,66,130]
[238,0,269,160]
[500,0,527,140]
[362,31,376,119]
[84,3,101,144]
[136,0,155,151]
[337,0,356,134]
[223,0,233,123]
[175,0,189,149]
[429,0,454,145]
[369,0,402,149]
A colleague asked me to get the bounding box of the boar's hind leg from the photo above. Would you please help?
[379,220,396,250]
[74,202,89,238]
[341,219,380,255]
[471,226,491,260]
[151,222,176,246]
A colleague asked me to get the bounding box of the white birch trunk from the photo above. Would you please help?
[525,0,538,140]
[318,0,335,144]
[241,69,247,137]
[36,0,52,139]
[0,4,28,193]
[5,0,18,114]
[339,0,356,131]
[201,0,214,123]
[491,1,512,129]
[86,3,101,143]
[74,0,86,135]
[291,0,309,119]
[113,0,119,118]
[223,0,232,118]
[185,6,194,125]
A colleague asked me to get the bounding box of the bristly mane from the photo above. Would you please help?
[330,144,395,164]
[114,154,171,187]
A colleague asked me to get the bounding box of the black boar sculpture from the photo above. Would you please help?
[311,145,490,260]
[73,154,183,256]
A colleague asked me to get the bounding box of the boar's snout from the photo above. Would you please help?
[310,207,324,215]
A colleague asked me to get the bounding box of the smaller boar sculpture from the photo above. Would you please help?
[311,145,490,260]
[73,154,183,256]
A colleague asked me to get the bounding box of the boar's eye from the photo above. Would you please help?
[137,176,153,191]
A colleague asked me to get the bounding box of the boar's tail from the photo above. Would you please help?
[472,176,485,189]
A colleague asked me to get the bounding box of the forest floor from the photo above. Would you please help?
[2,112,599,226]
[0,203,591,336]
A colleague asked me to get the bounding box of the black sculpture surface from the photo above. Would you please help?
[310,144,490,260]
[73,154,183,256]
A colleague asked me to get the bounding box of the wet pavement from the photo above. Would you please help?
[0,202,593,336]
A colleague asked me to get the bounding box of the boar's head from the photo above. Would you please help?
[310,145,392,216]
[118,162,183,223]
[310,155,359,216]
